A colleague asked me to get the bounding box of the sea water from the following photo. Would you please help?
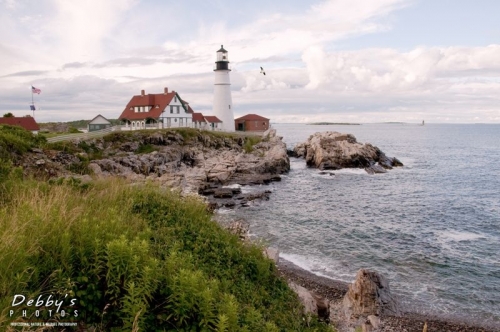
[226,123,500,326]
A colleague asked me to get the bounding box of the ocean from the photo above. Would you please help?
[219,123,500,326]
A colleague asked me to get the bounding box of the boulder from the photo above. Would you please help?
[365,164,387,175]
[367,315,381,329]
[213,188,235,198]
[226,219,249,241]
[263,247,280,263]
[343,269,399,322]
[293,132,402,174]
[289,282,330,322]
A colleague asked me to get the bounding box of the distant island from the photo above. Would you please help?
[308,122,361,125]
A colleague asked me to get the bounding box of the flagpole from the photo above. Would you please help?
[31,86,35,118]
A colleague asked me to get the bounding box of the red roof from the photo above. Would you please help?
[0,117,40,131]
[192,112,205,122]
[118,89,186,120]
[235,114,269,121]
[204,116,222,123]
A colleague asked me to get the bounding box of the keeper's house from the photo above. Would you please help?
[235,114,270,132]
[118,88,193,130]
[88,114,112,132]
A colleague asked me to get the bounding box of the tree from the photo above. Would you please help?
[3,113,14,118]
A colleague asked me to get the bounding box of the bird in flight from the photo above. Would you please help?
[260,67,266,75]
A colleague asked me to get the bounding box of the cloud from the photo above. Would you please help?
[2,70,49,77]
[301,45,500,94]
[0,0,499,123]
[62,62,89,69]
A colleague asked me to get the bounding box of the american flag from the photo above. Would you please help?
[32,86,41,94]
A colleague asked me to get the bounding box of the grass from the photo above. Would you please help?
[0,125,332,331]
[243,136,262,153]
[0,175,332,331]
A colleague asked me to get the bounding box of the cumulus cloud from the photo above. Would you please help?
[302,45,500,93]
[0,0,499,123]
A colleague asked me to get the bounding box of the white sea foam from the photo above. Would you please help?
[222,184,241,189]
[279,253,353,282]
[439,231,485,242]
[216,207,233,215]
[333,168,369,175]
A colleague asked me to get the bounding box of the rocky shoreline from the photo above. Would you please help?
[277,258,498,332]
[20,128,289,208]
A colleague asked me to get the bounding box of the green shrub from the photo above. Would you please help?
[69,127,83,134]
[0,178,332,331]
[45,141,80,154]
[0,125,46,158]
[243,136,262,153]
[136,143,156,154]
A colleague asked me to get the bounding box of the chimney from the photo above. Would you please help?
[141,89,145,96]
[164,87,168,94]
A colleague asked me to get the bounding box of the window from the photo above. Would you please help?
[174,96,177,102]
[170,106,174,114]
[229,105,231,109]
[177,106,180,114]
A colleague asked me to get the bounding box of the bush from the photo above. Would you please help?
[243,136,262,153]
[69,127,83,134]
[136,143,156,154]
[0,125,46,158]
[0,179,332,331]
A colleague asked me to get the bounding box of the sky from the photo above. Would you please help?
[1,0,500,123]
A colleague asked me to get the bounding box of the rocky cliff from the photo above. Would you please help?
[21,128,290,200]
[292,131,403,174]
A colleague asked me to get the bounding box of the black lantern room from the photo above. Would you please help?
[215,45,230,71]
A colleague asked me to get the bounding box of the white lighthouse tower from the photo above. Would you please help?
[213,45,234,132]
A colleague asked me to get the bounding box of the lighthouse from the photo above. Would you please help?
[213,45,234,132]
